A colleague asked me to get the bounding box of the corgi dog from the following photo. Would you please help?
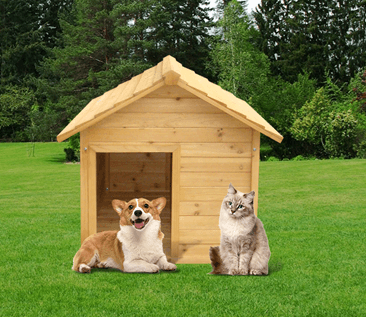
[72,197,176,273]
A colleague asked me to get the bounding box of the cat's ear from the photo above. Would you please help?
[244,191,255,204]
[227,183,237,195]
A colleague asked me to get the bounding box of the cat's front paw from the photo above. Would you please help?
[161,262,177,271]
[238,269,249,275]
[250,269,263,275]
[228,269,239,275]
[147,263,160,273]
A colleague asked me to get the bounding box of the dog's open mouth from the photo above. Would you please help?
[131,218,149,230]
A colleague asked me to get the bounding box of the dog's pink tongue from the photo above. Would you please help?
[134,221,144,229]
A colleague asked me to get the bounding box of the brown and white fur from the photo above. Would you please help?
[209,184,270,275]
[72,197,176,273]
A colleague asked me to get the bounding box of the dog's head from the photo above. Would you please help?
[112,197,166,231]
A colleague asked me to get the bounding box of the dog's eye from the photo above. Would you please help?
[128,205,134,210]
[144,204,149,208]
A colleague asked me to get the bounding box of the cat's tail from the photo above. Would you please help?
[209,246,227,275]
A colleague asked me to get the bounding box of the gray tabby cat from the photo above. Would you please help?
[209,183,270,275]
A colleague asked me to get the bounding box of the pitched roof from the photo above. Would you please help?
[57,55,283,143]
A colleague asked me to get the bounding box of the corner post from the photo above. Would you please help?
[251,130,260,216]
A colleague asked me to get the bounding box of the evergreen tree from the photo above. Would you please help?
[0,0,72,86]
[214,0,248,18]
[211,0,270,110]
[254,0,366,85]
[113,0,213,78]
[36,0,124,133]
[35,0,214,140]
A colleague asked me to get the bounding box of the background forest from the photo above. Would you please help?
[1,0,366,160]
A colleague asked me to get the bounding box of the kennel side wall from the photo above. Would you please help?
[80,85,260,264]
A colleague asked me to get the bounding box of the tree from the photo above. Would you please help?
[0,0,72,85]
[254,0,366,85]
[291,87,359,158]
[37,0,125,130]
[113,0,213,79]
[34,0,214,141]
[210,0,270,109]
[150,0,213,78]
[0,85,36,141]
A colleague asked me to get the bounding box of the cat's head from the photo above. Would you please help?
[222,183,255,218]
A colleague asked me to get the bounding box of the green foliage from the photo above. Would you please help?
[291,155,307,161]
[254,0,366,85]
[291,88,359,158]
[211,0,270,106]
[349,69,366,113]
[0,0,72,84]
[64,134,80,162]
[34,0,214,141]
[261,73,317,159]
[27,109,63,142]
[0,85,36,141]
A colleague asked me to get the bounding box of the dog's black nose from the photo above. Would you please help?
[134,210,142,217]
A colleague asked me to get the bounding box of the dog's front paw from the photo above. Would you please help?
[79,264,91,273]
[161,262,177,271]
[145,263,160,273]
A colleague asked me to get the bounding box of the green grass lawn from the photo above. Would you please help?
[0,143,365,316]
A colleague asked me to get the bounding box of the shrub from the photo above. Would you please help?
[324,110,358,157]
[291,155,306,161]
[0,85,35,141]
[64,134,80,162]
[291,88,359,158]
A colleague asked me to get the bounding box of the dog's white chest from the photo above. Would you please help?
[117,220,164,264]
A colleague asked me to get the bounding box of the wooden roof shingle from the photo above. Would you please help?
[57,55,283,143]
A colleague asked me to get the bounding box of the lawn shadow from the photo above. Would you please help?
[47,156,67,164]
[88,267,180,275]
[268,260,283,275]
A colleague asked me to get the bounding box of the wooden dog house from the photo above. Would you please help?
[57,55,283,264]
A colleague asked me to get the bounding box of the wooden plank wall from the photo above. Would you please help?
[85,85,253,264]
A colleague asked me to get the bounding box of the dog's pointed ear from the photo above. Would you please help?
[112,199,127,216]
[227,183,237,195]
[152,197,166,214]
[244,191,255,204]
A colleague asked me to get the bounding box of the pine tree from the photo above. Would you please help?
[113,0,213,78]
[0,0,72,86]
[149,0,213,77]
[211,0,270,108]
[254,0,366,85]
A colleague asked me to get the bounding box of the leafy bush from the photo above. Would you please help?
[291,88,359,158]
[26,108,64,142]
[259,73,317,159]
[291,155,306,161]
[0,85,36,141]
[324,110,358,157]
[64,134,80,162]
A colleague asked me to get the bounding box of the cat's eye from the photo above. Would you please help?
[228,201,232,206]
[238,205,243,209]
